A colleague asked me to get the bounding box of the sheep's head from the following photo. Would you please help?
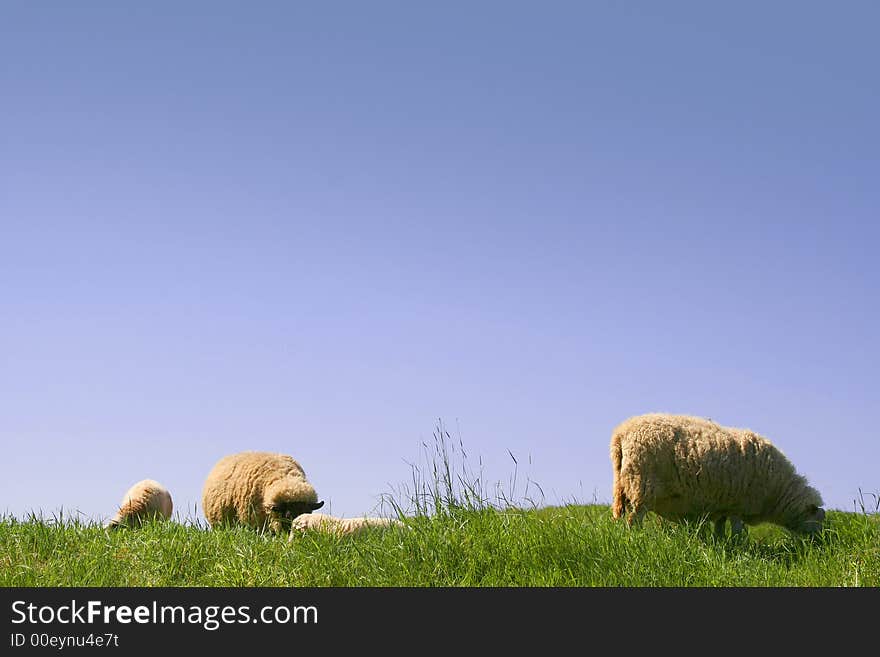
[792,504,825,534]
[785,484,825,534]
[770,476,824,535]
[263,478,324,532]
[269,500,324,521]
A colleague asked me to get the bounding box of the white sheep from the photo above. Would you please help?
[288,512,406,538]
[106,479,173,529]
[201,451,324,533]
[610,413,825,536]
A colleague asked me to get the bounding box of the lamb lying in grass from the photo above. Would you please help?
[288,512,406,538]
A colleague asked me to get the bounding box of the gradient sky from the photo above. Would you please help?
[2,2,877,524]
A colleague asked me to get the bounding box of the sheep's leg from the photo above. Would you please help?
[713,516,727,538]
[627,506,647,528]
[612,485,629,520]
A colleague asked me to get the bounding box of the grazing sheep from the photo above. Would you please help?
[610,413,825,536]
[106,479,173,529]
[288,512,405,537]
[201,451,324,533]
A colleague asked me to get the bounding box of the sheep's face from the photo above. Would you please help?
[791,505,825,534]
[266,499,325,531]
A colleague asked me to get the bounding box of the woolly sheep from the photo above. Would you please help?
[288,512,405,537]
[610,413,825,536]
[201,451,324,533]
[106,479,173,529]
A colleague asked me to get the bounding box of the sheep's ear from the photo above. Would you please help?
[311,501,325,511]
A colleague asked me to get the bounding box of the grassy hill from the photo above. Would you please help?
[2,503,877,586]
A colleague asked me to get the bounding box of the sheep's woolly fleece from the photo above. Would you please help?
[201,451,324,533]
[288,513,406,538]
[106,479,173,528]
[610,413,825,535]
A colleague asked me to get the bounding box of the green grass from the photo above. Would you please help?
[3,425,878,587]
[2,504,877,586]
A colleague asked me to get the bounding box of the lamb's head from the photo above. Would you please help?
[263,477,324,532]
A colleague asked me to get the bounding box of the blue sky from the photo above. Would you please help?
[2,2,877,523]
